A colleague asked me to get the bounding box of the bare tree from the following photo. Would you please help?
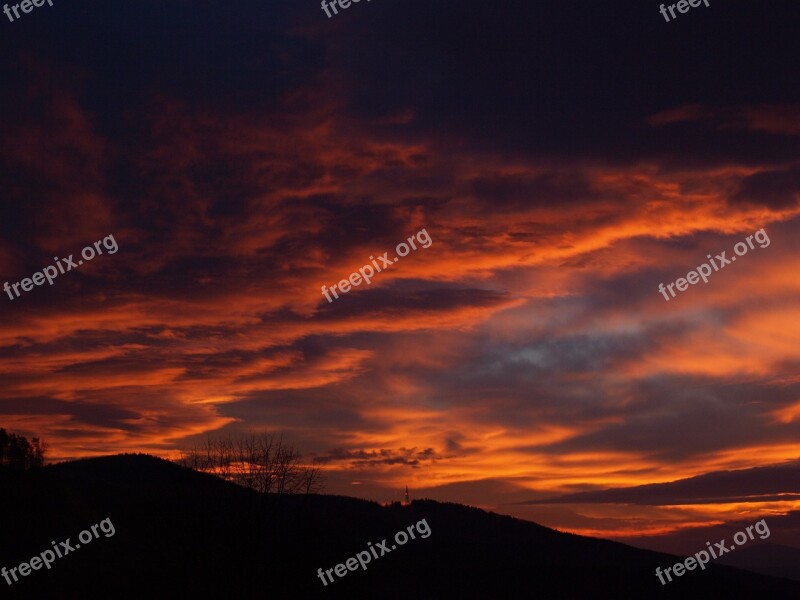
[179,432,325,495]
[300,458,325,494]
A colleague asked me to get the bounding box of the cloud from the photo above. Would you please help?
[316,447,441,468]
[732,166,800,209]
[522,460,800,506]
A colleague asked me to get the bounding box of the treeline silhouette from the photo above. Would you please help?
[178,432,324,494]
[0,427,45,469]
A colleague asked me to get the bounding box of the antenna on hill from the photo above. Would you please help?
[403,485,410,505]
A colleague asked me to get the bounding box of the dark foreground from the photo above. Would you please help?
[0,454,797,599]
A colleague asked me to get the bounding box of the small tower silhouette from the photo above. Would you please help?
[403,485,410,505]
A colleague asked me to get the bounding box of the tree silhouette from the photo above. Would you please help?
[0,428,46,469]
[179,432,324,495]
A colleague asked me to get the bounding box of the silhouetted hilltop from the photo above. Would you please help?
[1,454,798,599]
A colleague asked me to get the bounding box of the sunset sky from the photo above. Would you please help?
[1,0,799,548]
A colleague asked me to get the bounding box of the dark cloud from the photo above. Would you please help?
[470,170,602,212]
[732,166,800,210]
[316,447,441,468]
[0,396,139,429]
[524,460,800,505]
[316,287,512,317]
[532,377,800,461]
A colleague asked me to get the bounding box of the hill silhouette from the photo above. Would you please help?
[1,454,798,599]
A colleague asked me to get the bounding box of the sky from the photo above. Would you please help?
[1,0,800,547]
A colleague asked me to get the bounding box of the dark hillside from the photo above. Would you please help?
[0,455,797,599]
